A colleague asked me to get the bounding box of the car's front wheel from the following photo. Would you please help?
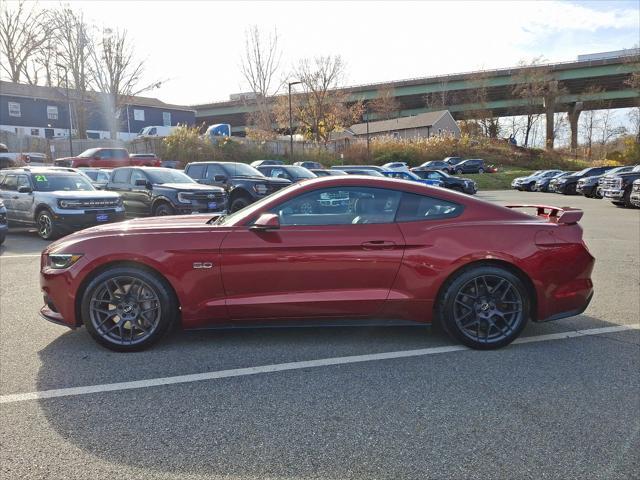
[455,169,463,175]
[81,267,177,351]
[437,266,529,349]
[153,202,175,216]
[36,210,61,240]
[230,195,252,213]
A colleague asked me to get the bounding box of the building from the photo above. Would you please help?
[348,110,460,140]
[0,81,195,141]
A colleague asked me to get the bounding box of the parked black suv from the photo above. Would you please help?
[451,159,485,174]
[184,161,291,212]
[576,166,634,198]
[601,165,640,208]
[551,166,616,195]
[106,167,227,216]
[411,169,477,194]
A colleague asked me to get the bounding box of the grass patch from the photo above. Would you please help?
[472,169,535,190]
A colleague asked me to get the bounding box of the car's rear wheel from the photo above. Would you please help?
[455,169,463,175]
[81,267,177,352]
[36,210,61,240]
[437,266,529,349]
[478,168,484,174]
[153,202,175,216]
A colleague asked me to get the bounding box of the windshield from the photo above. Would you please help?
[633,165,640,172]
[222,163,264,177]
[146,169,195,184]
[32,173,95,191]
[287,166,316,179]
[78,148,99,158]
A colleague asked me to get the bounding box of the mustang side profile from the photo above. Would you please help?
[40,176,595,352]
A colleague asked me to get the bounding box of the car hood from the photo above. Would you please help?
[580,175,600,182]
[234,176,291,185]
[50,190,121,199]
[155,183,225,192]
[45,214,220,251]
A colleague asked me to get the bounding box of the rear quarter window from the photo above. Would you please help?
[396,192,463,222]
[111,169,131,183]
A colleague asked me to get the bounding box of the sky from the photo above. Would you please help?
[48,0,639,107]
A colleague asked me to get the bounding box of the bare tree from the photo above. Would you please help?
[48,7,93,137]
[511,57,548,147]
[580,110,599,160]
[89,28,161,139]
[240,26,281,136]
[0,0,49,83]
[597,109,626,147]
[368,86,400,120]
[275,56,363,143]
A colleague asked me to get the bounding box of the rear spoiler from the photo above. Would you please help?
[505,205,583,225]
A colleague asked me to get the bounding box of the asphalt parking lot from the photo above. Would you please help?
[0,190,638,480]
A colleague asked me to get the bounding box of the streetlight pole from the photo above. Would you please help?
[366,103,370,160]
[288,81,301,162]
[56,63,73,156]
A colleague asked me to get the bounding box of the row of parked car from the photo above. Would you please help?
[0,153,487,242]
[510,165,640,208]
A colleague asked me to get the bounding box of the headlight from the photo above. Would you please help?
[58,199,82,209]
[47,253,83,269]
[253,184,268,195]
[0,199,4,208]
[177,192,192,204]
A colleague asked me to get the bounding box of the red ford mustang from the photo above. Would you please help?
[40,176,594,352]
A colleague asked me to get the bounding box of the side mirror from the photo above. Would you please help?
[135,179,151,188]
[17,185,32,193]
[214,175,227,183]
[250,213,280,231]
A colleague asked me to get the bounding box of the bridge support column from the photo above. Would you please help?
[544,95,555,151]
[567,102,583,155]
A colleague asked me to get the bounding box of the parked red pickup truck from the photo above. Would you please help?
[54,148,161,168]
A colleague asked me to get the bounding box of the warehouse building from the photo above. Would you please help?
[348,110,460,140]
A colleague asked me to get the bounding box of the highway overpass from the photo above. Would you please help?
[194,54,640,149]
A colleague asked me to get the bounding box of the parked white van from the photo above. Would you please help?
[137,126,177,137]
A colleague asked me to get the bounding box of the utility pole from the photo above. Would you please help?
[288,81,301,162]
[56,63,73,156]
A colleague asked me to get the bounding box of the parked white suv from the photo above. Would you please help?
[0,167,125,240]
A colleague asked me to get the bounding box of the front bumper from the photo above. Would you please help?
[602,188,624,200]
[175,200,227,215]
[52,209,127,231]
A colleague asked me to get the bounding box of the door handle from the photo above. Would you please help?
[361,240,396,250]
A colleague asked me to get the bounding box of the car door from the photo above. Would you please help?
[0,174,18,221]
[128,169,153,215]
[13,174,35,222]
[204,163,229,188]
[106,169,133,214]
[220,185,406,320]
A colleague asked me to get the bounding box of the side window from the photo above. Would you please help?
[17,175,30,190]
[98,150,112,159]
[1,175,17,191]
[97,171,110,183]
[270,168,288,179]
[112,169,131,184]
[130,170,147,186]
[186,164,206,179]
[426,172,441,180]
[205,164,226,179]
[396,192,462,222]
[269,186,401,226]
[113,150,127,159]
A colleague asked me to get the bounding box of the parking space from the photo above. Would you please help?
[0,190,638,479]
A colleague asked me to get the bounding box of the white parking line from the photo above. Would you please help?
[0,254,41,259]
[0,324,637,405]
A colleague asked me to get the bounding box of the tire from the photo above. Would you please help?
[612,201,625,207]
[36,209,61,240]
[437,265,530,350]
[455,169,463,175]
[526,182,536,192]
[478,168,484,174]
[0,234,5,245]
[81,266,178,352]
[230,195,252,213]
[153,202,175,216]
[563,183,576,195]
